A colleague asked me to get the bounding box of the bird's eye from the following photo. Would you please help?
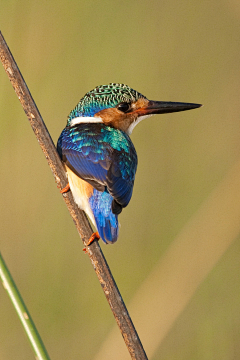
[117,102,131,113]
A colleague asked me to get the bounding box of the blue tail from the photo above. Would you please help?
[89,189,119,244]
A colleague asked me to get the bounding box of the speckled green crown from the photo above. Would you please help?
[67,83,146,125]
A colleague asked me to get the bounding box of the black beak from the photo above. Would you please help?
[137,100,202,116]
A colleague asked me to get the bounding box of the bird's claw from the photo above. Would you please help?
[83,232,100,252]
[60,183,70,194]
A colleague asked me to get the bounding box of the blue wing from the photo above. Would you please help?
[57,123,138,212]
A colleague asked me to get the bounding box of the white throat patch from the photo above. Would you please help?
[70,116,103,127]
[126,114,152,135]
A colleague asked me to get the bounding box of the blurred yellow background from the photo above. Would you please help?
[1,1,240,359]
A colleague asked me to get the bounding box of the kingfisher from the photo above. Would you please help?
[57,83,201,245]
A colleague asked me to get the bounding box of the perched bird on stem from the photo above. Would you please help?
[57,83,201,245]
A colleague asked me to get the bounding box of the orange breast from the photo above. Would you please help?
[66,165,93,199]
[65,165,95,225]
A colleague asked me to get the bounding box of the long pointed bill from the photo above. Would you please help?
[136,100,202,116]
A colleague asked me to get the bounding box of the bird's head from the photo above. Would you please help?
[67,83,201,135]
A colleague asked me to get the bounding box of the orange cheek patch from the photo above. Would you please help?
[94,99,148,132]
[95,108,133,132]
[95,107,121,123]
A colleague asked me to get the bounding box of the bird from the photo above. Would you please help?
[57,83,201,245]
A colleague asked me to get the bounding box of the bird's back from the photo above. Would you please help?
[57,122,137,243]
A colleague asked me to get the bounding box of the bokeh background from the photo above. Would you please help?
[1,1,240,359]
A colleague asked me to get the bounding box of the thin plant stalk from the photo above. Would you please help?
[0,252,51,360]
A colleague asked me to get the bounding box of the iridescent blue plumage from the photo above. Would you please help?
[57,122,137,243]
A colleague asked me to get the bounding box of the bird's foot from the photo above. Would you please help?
[60,183,70,194]
[83,232,100,252]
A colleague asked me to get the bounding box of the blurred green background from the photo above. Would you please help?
[1,1,240,359]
